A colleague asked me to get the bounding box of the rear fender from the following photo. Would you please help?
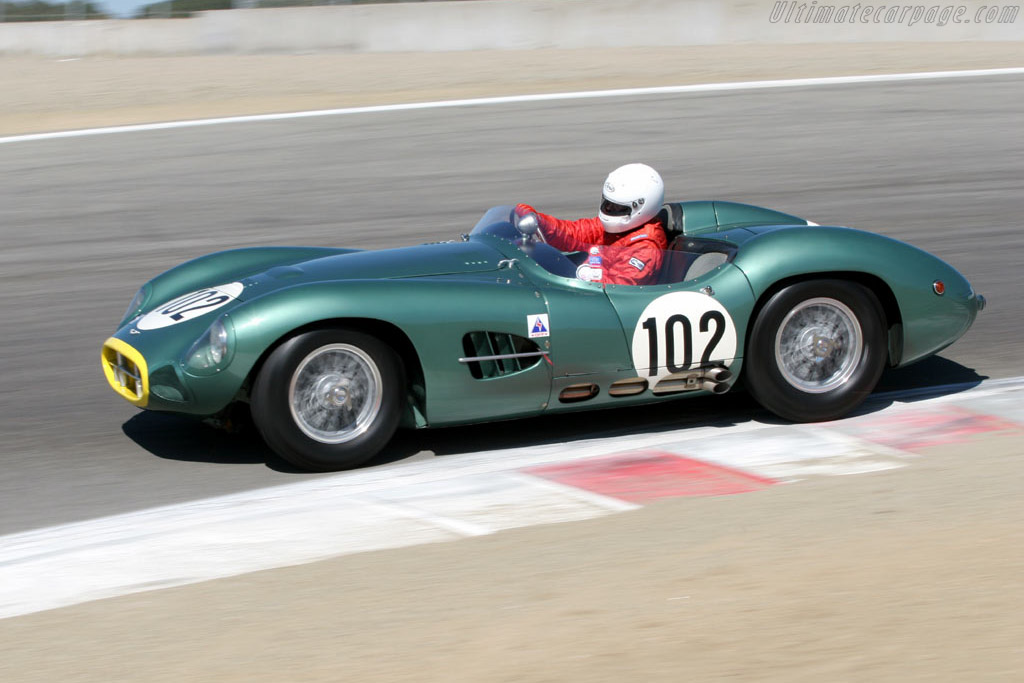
[734,227,977,366]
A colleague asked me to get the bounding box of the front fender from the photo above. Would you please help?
[121,246,359,328]
[229,276,554,425]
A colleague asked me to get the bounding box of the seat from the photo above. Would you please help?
[658,232,731,284]
[655,203,684,239]
[657,248,695,284]
[656,204,731,283]
[684,251,729,280]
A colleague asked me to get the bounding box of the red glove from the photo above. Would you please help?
[515,203,537,217]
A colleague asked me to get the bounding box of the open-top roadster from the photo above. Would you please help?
[102,201,983,471]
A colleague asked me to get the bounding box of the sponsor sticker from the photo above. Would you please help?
[629,233,649,242]
[629,256,646,271]
[576,265,603,283]
[528,313,550,338]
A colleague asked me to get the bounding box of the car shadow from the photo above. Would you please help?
[747,355,988,426]
[874,355,987,395]
[394,357,988,457]
[376,391,761,466]
[849,355,988,417]
[122,355,987,472]
[122,412,306,473]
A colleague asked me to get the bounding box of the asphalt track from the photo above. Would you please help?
[1,73,1022,536]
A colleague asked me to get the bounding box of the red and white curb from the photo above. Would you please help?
[1,377,1022,619]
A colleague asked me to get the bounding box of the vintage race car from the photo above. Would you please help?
[102,202,984,471]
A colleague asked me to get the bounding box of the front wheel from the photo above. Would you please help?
[251,329,405,471]
[744,280,887,422]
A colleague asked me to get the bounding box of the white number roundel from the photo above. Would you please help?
[630,292,737,380]
[136,282,244,331]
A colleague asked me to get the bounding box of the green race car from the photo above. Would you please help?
[102,202,984,471]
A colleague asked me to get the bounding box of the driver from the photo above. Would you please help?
[516,163,668,286]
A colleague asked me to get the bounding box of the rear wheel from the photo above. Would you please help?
[744,280,886,422]
[251,329,405,471]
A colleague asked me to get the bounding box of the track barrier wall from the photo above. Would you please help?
[0,0,1021,57]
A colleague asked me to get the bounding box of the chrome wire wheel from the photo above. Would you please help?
[774,297,863,394]
[288,343,383,444]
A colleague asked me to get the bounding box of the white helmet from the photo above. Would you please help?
[598,163,665,233]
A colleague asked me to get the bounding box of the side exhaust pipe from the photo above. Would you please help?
[704,367,733,383]
[701,379,731,395]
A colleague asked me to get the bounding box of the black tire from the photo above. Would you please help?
[251,329,405,472]
[744,279,886,422]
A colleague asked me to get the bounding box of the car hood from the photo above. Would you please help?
[241,241,503,294]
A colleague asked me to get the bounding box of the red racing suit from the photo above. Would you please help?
[516,204,668,286]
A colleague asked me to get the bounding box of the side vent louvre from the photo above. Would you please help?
[558,383,599,403]
[461,332,544,379]
[608,377,648,397]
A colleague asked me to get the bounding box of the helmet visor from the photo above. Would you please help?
[600,197,632,217]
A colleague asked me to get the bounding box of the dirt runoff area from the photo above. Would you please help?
[1,42,1023,136]
[1,43,1023,681]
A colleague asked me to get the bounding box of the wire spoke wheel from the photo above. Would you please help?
[289,344,383,443]
[745,280,886,422]
[774,297,863,394]
[252,329,404,472]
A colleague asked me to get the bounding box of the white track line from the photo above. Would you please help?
[2,67,1023,146]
